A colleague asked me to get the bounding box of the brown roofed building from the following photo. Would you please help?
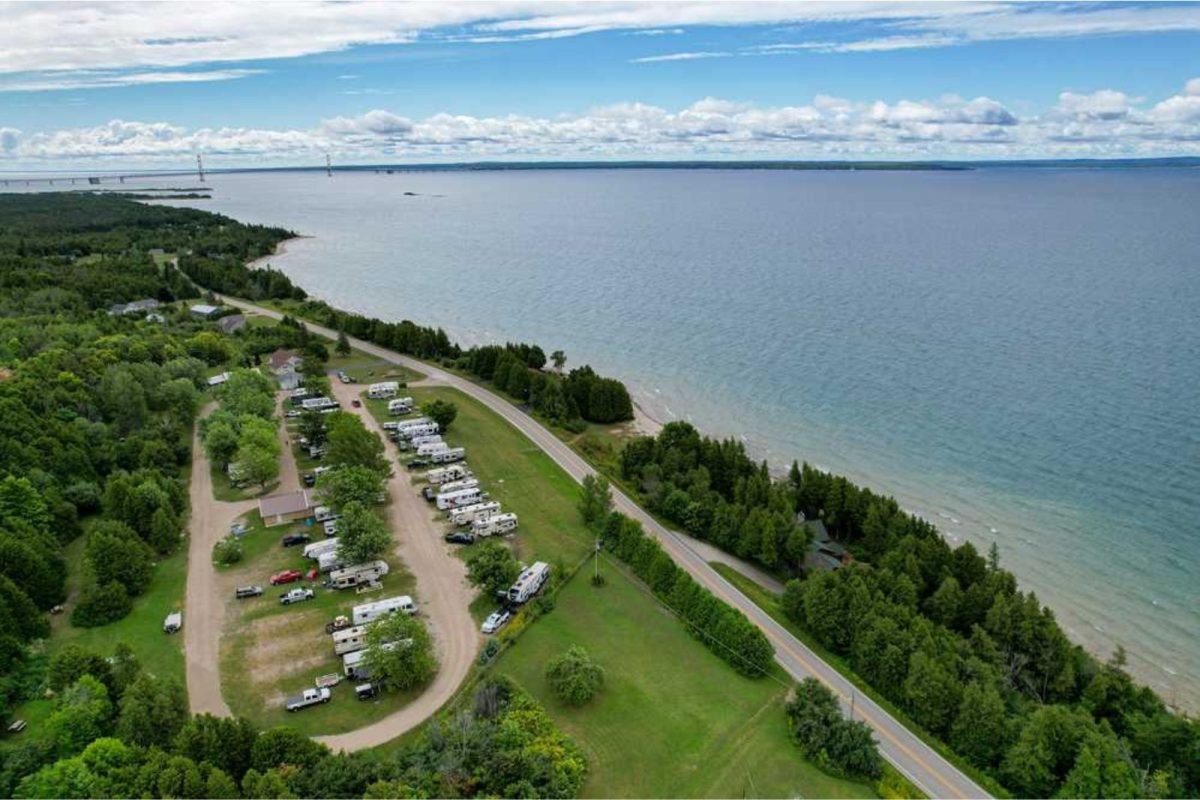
[258,490,314,527]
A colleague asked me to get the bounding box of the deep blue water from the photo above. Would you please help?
[164,167,1200,708]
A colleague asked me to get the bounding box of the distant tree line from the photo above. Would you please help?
[619,421,813,575]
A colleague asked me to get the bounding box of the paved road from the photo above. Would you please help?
[184,403,256,718]
[315,381,478,751]
[225,297,990,798]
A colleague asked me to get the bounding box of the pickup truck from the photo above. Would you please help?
[280,588,315,605]
[285,686,331,712]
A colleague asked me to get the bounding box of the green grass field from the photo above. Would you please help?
[375,384,873,798]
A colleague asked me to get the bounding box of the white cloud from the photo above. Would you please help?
[0,69,262,93]
[630,51,733,63]
[6,79,1198,168]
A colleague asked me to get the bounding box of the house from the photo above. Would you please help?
[268,349,305,390]
[803,519,853,573]
[190,303,222,318]
[258,490,316,527]
[207,371,232,387]
[107,298,161,316]
[145,312,166,324]
[216,314,246,334]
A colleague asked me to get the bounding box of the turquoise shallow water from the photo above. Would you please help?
[164,167,1200,708]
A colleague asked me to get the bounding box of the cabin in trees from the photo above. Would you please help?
[190,303,223,318]
[804,520,853,573]
[269,349,305,390]
[259,489,316,527]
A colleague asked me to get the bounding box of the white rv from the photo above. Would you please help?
[415,441,451,457]
[317,550,346,573]
[342,649,370,679]
[437,477,479,494]
[367,381,400,399]
[387,397,413,415]
[436,486,483,511]
[449,501,501,527]
[352,595,416,626]
[392,416,432,432]
[507,562,550,604]
[430,447,466,464]
[425,465,471,485]
[314,506,339,523]
[472,512,518,538]
[396,422,439,440]
[399,433,442,451]
[331,625,368,655]
[303,538,340,560]
[329,560,389,589]
[301,396,338,411]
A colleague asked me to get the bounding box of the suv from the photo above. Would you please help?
[280,588,315,605]
[421,486,435,502]
[444,531,475,545]
[303,473,317,487]
[481,609,512,635]
[235,585,263,599]
[270,569,303,585]
[281,533,311,548]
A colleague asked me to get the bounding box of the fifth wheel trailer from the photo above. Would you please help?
[471,512,518,538]
[329,560,390,589]
[506,561,550,604]
[430,447,466,464]
[352,595,416,625]
[303,537,340,560]
[449,501,501,526]
[425,464,471,485]
[435,486,482,511]
[331,625,369,655]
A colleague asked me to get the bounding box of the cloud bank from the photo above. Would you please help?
[3,80,1199,168]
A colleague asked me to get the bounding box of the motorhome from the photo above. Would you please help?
[301,396,338,411]
[328,560,389,589]
[387,397,413,415]
[437,477,479,494]
[395,422,438,440]
[435,486,483,511]
[416,441,450,457]
[449,501,501,526]
[425,465,471,485]
[430,447,466,464]
[398,433,442,451]
[331,625,368,655]
[352,595,416,625]
[472,512,518,538]
[303,538,340,560]
[367,381,400,399]
[317,550,346,573]
[507,562,550,604]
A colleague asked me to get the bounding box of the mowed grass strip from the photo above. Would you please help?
[392,385,874,798]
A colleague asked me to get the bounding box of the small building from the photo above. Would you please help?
[216,314,246,334]
[207,371,232,387]
[258,490,315,527]
[108,298,161,316]
[269,349,305,390]
[145,312,166,324]
[803,520,853,573]
[190,303,222,318]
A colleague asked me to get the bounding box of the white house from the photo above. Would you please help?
[190,303,222,318]
[269,349,305,390]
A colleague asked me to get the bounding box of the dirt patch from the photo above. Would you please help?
[242,610,330,691]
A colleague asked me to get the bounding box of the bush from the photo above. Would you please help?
[71,581,132,628]
[545,646,605,706]
[785,678,883,780]
[212,537,243,566]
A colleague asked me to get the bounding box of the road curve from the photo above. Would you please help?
[224,296,990,799]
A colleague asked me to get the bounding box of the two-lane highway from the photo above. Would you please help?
[224,295,990,799]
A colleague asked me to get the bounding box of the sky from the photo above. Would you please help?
[1,1,1199,169]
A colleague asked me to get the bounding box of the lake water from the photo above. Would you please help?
[165,167,1199,709]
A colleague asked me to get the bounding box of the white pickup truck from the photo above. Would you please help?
[279,588,315,605]
[285,686,330,712]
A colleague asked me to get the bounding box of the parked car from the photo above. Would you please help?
[163,611,183,634]
[285,686,330,712]
[405,458,431,470]
[355,683,379,701]
[229,522,249,537]
[280,588,315,605]
[281,533,311,547]
[270,569,303,585]
[444,531,476,545]
[351,399,362,408]
[303,473,317,487]
[481,609,512,635]
[286,409,302,418]
[421,486,435,502]
[235,585,263,599]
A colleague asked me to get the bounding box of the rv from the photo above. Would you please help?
[425,465,471,485]
[394,422,438,441]
[437,477,479,494]
[352,595,416,626]
[314,506,338,523]
[430,447,466,464]
[367,381,400,400]
[343,640,411,679]
[435,486,483,511]
[301,396,338,411]
[390,416,432,431]
[506,562,550,604]
[387,397,413,415]
[303,537,340,560]
[329,560,390,589]
[415,441,450,457]
[399,433,442,451]
[472,512,519,538]
[449,501,501,527]
[331,625,368,655]
[317,550,346,573]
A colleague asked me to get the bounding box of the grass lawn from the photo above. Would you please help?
[328,349,423,385]
[208,458,278,502]
[497,559,876,799]
[216,503,422,736]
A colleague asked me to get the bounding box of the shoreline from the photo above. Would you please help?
[234,228,1196,714]
[246,235,310,269]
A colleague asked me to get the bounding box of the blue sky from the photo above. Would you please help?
[1,1,1199,167]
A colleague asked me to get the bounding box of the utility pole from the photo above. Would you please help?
[850,688,856,720]
[326,153,333,177]
[196,153,206,183]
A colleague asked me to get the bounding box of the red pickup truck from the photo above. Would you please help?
[270,569,303,586]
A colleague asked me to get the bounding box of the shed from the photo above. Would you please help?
[258,490,315,527]
[190,303,222,317]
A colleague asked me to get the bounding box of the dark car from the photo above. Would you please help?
[351,399,362,408]
[303,473,317,487]
[235,585,263,599]
[421,486,435,502]
[444,531,475,545]
[355,683,379,701]
[406,458,430,470]
[281,533,311,548]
